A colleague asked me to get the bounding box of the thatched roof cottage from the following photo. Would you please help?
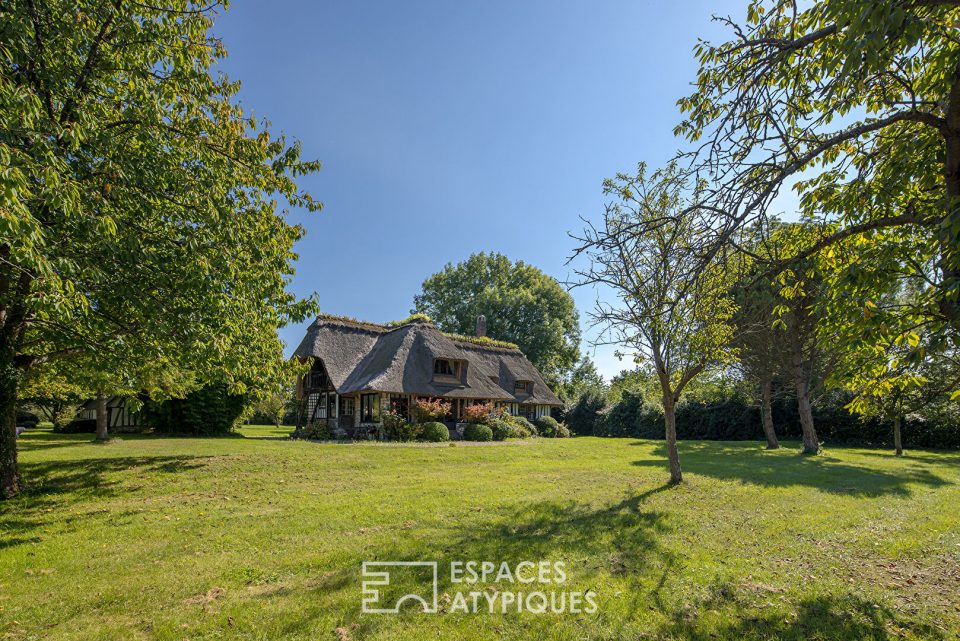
[293,314,561,438]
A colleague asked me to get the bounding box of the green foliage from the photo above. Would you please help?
[0,0,321,494]
[462,423,492,442]
[413,252,581,380]
[251,391,292,428]
[597,390,660,438]
[385,313,432,327]
[141,384,246,436]
[418,421,449,443]
[564,389,607,436]
[556,356,607,405]
[489,418,512,441]
[382,411,420,442]
[676,0,960,401]
[511,416,537,438]
[574,162,737,397]
[555,423,571,438]
[297,422,331,441]
[533,415,560,438]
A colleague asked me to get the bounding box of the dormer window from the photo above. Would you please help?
[433,359,463,382]
[514,380,532,395]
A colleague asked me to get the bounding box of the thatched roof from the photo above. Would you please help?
[293,315,562,405]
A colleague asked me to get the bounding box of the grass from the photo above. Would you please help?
[1,429,958,641]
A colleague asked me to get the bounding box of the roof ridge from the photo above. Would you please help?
[315,313,519,350]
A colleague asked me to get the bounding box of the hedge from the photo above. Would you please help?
[596,388,960,449]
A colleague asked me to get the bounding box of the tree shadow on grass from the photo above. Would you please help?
[0,454,212,546]
[291,484,677,640]
[631,441,951,497]
[854,449,960,466]
[659,591,946,640]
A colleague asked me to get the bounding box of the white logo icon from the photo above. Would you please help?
[361,561,439,614]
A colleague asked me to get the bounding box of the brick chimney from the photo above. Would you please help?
[476,315,487,338]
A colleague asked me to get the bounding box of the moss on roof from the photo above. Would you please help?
[315,313,520,350]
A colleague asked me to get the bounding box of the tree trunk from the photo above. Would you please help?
[760,377,780,450]
[95,392,109,441]
[939,68,960,324]
[0,354,20,498]
[663,396,682,484]
[794,376,819,454]
[893,413,903,457]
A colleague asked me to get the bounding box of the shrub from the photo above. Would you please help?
[297,422,331,440]
[564,390,607,436]
[419,421,449,442]
[600,390,662,438]
[461,402,494,425]
[411,398,451,423]
[490,418,512,441]
[141,384,247,436]
[385,421,427,443]
[382,410,408,440]
[534,416,560,437]
[513,416,537,437]
[491,409,536,438]
[556,423,571,438]
[463,423,493,442]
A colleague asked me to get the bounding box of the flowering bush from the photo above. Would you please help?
[411,398,451,423]
[461,402,494,425]
[383,410,419,441]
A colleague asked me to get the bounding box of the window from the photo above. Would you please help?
[434,359,459,376]
[360,394,380,423]
[514,380,531,395]
[341,398,355,416]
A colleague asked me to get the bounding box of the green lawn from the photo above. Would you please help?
[1,429,958,640]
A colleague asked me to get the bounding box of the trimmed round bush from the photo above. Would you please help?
[463,423,493,442]
[490,418,512,441]
[556,423,571,438]
[419,421,450,442]
[513,416,536,438]
[534,416,560,437]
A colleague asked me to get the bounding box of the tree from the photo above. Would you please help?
[831,276,960,456]
[412,253,581,381]
[18,365,86,431]
[571,163,736,483]
[251,378,296,429]
[732,276,783,450]
[675,0,960,400]
[1,1,320,497]
[555,356,606,405]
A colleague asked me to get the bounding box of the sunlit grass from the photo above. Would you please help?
[1,429,957,640]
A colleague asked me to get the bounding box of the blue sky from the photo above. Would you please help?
[212,0,745,380]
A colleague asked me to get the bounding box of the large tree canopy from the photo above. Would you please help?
[674,0,960,397]
[412,252,581,380]
[0,0,320,497]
